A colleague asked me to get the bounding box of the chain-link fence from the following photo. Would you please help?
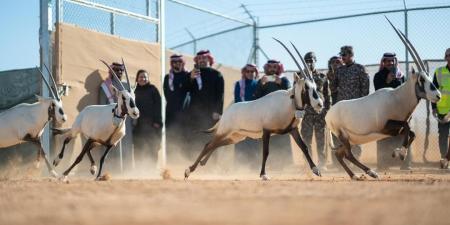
[51,0,159,42]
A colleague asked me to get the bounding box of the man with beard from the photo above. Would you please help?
[254,59,293,170]
[185,50,224,160]
[300,52,330,171]
[373,52,411,171]
[163,54,190,162]
[334,46,370,159]
[98,62,133,173]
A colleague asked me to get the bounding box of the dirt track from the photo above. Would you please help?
[1,170,449,225]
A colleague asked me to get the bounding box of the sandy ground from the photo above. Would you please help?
[1,169,450,225]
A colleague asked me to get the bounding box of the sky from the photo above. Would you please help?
[1,0,449,72]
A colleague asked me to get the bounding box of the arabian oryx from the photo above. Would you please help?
[325,17,441,180]
[184,39,324,180]
[0,65,67,177]
[53,59,139,181]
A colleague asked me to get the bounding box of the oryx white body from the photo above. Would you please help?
[326,74,419,145]
[184,39,324,180]
[323,17,442,180]
[0,65,67,177]
[69,104,127,146]
[54,59,139,181]
[215,88,305,142]
[0,98,54,148]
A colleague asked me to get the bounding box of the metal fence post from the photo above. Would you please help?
[158,0,167,171]
[110,12,115,35]
[403,0,409,77]
[39,0,52,163]
[185,28,197,55]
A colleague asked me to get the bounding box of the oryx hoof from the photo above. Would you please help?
[440,159,449,169]
[184,168,191,180]
[393,147,407,161]
[312,166,321,177]
[34,161,41,169]
[53,157,61,167]
[50,170,58,178]
[260,174,270,181]
[200,159,207,166]
[366,169,379,179]
[351,175,366,181]
[59,175,69,183]
[90,165,97,176]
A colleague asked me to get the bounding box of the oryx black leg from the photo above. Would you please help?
[199,138,234,166]
[87,150,97,175]
[290,128,320,176]
[54,137,72,167]
[404,130,416,149]
[335,147,356,179]
[36,140,57,176]
[344,146,378,179]
[96,145,113,180]
[335,135,357,179]
[25,135,57,177]
[185,137,221,178]
[63,139,94,177]
[260,130,271,179]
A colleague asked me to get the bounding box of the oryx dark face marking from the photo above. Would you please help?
[312,90,319,99]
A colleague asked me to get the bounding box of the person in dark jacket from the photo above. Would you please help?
[254,59,293,170]
[233,64,260,170]
[133,69,162,171]
[254,59,290,98]
[185,50,224,160]
[163,54,190,163]
[373,52,411,171]
[327,56,344,106]
[334,46,370,159]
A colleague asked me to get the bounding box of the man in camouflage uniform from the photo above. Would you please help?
[300,52,330,170]
[326,56,344,169]
[334,46,370,158]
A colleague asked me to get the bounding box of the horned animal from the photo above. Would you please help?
[53,59,139,181]
[184,39,324,180]
[325,17,441,180]
[0,65,67,177]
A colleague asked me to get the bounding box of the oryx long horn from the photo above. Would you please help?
[43,63,61,101]
[290,41,313,80]
[385,16,425,72]
[273,37,307,78]
[121,57,132,92]
[37,66,57,100]
[100,59,126,91]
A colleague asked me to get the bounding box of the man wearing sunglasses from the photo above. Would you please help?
[432,48,450,169]
[334,45,370,159]
[98,62,133,174]
[300,52,330,171]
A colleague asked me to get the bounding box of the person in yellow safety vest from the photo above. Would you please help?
[432,48,450,169]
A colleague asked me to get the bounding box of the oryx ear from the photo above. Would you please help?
[294,72,304,82]
[294,72,300,82]
[111,85,120,96]
[35,94,44,102]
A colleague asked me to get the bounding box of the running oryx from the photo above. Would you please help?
[0,65,67,177]
[325,17,441,180]
[53,59,139,181]
[184,39,324,180]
